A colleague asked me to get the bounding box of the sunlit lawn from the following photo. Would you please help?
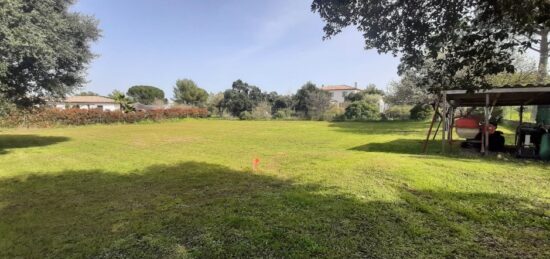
[0,120,549,258]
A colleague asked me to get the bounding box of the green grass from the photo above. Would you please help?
[0,120,549,258]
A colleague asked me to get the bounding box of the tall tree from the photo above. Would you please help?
[312,0,550,92]
[222,80,266,116]
[173,79,208,106]
[294,82,331,119]
[127,85,165,105]
[0,0,100,108]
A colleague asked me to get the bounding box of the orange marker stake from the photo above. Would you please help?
[252,158,260,172]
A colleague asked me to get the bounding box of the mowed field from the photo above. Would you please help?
[0,120,548,258]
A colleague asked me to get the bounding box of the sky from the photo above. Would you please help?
[72,0,400,98]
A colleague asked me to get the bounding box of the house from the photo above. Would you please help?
[321,84,387,113]
[321,84,360,104]
[54,96,120,111]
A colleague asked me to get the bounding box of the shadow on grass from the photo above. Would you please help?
[0,162,547,258]
[0,135,69,154]
[329,120,429,135]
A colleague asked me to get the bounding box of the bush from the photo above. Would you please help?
[344,100,380,121]
[250,102,272,120]
[273,108,293,119]
[0,107,208,128]
[322,104,345,121]
[238,111,253,120]
[409,104,433,120]
[385,105,412,120]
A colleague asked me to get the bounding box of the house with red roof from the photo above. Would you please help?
[320,84,360,104]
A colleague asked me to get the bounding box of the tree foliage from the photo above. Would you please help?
[173,79,208,106]
[385,71,431,106]
[293,82,331,119]
[127,85,165,105]
[108,90,134,113]
[222,80,266,117]
[0,0,100,108]
[344,100,380,120]
[76,91,100,96]
[312,0,550,92]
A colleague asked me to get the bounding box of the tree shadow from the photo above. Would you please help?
[0,134,69,154]
[350,138,443,155]
[0,162,547,258]
[329,121,429,135]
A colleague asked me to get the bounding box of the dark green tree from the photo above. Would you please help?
[0,0,100,108]
[127,85,165,105]
[312,0,550,92]
[222,80,266,117]
[76,91,100,96]
[294,82,331,119]
[173,79,208,106]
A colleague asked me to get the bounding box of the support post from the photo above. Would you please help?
[422,96,441,153]
[483,94,490,155]
[519,105,524,125]
[442,93,447,153]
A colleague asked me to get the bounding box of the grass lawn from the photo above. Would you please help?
[0,120,549,258]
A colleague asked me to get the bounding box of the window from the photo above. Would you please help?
[96,105,103,111]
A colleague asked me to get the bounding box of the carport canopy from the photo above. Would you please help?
[444,85,550,107]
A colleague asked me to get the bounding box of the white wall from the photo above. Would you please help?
[55,103,120,111]
[327,90,358,103]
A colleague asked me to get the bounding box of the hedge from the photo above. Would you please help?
[0,108,208,128]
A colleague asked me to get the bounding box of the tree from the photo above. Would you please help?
[385,71,431,106]
[173,79,208,106]
[294,82,331,119]
[222,80,266,117]
[76,91,100,96]
[127,85,165,105]
[344,100,380,120]
[109,90,134,113]
[206,92,225,116]
[364,84,385,95]
[312,0,550,92]
[0,0,100,108]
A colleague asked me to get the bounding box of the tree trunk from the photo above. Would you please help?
[538,26,549,83]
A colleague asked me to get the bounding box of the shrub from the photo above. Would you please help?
[323,104,345,121]
[238,111,253,120]
[0,107,208,128]
[273,109,293,119]
[385,105,412,120]
[250,102,272,120]
[344,100,380,121]
[409,104,433,120]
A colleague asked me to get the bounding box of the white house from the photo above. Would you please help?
[321,84,387,113]
[321,85,360,104]
[54,96,120,111]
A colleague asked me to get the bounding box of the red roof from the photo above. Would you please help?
[321,85,359,91]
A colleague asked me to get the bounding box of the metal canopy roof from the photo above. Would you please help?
[444,86,550,107]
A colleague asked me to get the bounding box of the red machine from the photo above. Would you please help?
[455,117,495,139]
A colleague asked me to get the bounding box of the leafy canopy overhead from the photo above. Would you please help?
[312,0,550,92]
[0,0,100,107]
[127,85,165,105]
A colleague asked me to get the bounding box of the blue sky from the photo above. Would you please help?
[72,0,400,97]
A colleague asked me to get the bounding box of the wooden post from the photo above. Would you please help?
[484,94,490,155]
[442,92,447,153]
[448,107,454,151]
[519,105,524,125]
[422,96,441,153]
